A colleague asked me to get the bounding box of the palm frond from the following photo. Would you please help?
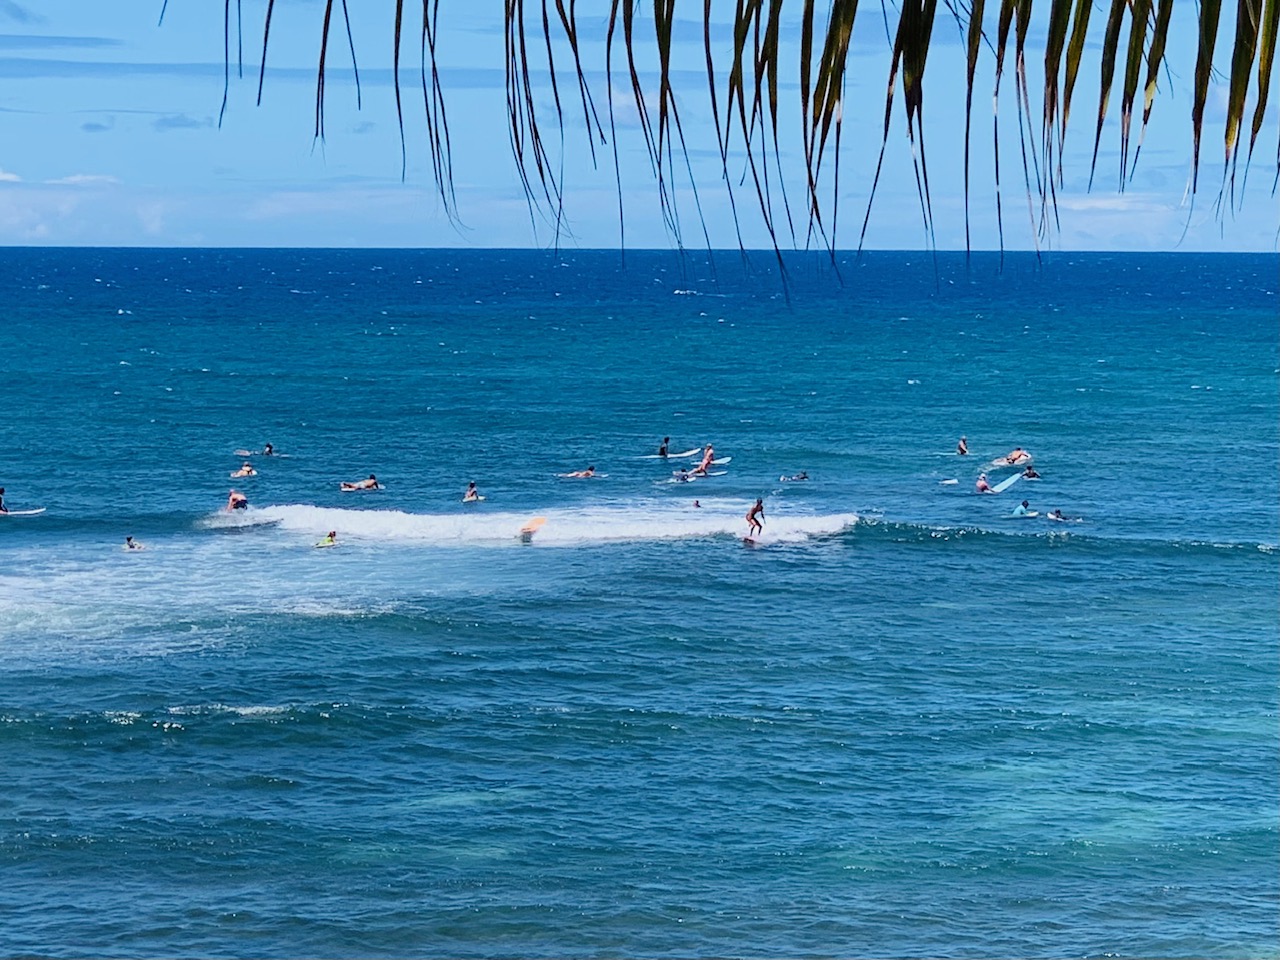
[217,0,1278,249]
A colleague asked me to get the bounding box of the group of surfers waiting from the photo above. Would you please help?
[223,437,773,541]
[957,436,1074,521]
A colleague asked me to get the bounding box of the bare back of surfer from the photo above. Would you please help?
[341,474,379,491]
[563,466,596,478]
[975,474,993,494]
[227,490,248,511]
[746,498,765,538]
[231,462,256,478]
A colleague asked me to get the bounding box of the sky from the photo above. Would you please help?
[0,0,1275,250]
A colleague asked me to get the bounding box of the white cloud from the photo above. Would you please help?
[0,168,22,182]
[44,174,121,186]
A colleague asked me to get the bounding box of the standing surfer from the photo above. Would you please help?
[746,498,765,539]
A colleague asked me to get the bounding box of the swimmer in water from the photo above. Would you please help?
[340,474,380,491]
[746,498,765,538]
[1022,465,1041,479]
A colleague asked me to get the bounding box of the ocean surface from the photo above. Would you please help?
[0,248,1276,958]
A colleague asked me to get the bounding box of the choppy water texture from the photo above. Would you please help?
[1,249,1276,958]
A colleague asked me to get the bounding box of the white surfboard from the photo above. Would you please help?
[991,472,1022,494]
[710,456,732,465]
[1,508,45,517]
[462,495,486,503]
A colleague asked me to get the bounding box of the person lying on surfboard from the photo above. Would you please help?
[1012,499,1032,516]
[125,536,145,551]
[561,466,595,478]
[995,447,1031,465]
[746,498,765,539]
[227,490,248,511]
[975,474,993,494]
[341,474,380,491]
[231,462,256,478]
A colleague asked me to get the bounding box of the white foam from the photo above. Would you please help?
[257,502,858,546]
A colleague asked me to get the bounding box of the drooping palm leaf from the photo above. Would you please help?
[218,0,1279,250]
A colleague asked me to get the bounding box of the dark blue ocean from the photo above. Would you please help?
[1,249,1276,958]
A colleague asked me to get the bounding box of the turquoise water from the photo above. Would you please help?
[1,249,1276,957]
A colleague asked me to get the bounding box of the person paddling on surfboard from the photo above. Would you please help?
[231,461,256,478]
[562,465,595,478]
[1012,499,1031,516]
[975,474,993,494]
[746,498,765,539]
[341,474,380,491]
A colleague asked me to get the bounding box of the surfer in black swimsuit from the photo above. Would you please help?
[0,487,6,513]
[659,437,670,457]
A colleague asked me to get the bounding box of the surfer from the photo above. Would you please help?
[693,445,715,474]
[231,462,256,478]
[999,447,1030,465]
[227,490,248,511]
[975,474,993,494]
[341,474,379,491]
[746,498,765,539]
[562,466,596,478]
[0,487,6,514]
[658,437,670,457]
[693,500,701,508]
[1022,465,1041,479]
[463,481,482,502]
[1012,499,1031,516]
[262,443,274,456]
[673,469,693,483]
[957,435,968,455]
[124,536,144,551]
[782,471,809,482]
[317,530,337,547]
